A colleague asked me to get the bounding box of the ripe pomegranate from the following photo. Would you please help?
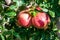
[17,10,32,28]
[32,12,50,29]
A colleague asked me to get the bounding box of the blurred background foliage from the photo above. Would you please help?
[0,0,60,40]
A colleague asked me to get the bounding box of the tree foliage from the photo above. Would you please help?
[0,0,60,40]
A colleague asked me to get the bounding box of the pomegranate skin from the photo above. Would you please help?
[17,10,32,28]
[32,12,50,29]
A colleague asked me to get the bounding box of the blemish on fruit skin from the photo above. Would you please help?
[46,14,48,20]
[46,14,50,24]
[38,20,44,27]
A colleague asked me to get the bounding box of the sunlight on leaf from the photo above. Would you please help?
[49,10,55,18]
[0,34,5,40]
[5,11,16,17]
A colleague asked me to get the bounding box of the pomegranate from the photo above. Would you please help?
[17,10,32,28]
[32,12,50,29]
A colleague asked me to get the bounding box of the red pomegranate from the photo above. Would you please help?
[17,10,32,27]
[32,12,50,29]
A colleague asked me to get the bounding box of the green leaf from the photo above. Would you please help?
[29,37,35,40]
[52,28,58,31]
[52,25,58,31]
[13,32,21,40]
[13,0,24,6]
[55,37,59,40]
[2,31,12,37]
[41,33,46,40]
[0,34,5,40]
[6,11,16,17]
[58,0,60,5]
[13,0,18,2]
[32,11,36,17]
[49,10,55,18]
[42,8,48,12]
[9,5,17,10]
[0,26,2,33]
[58,30,60,33]
[0,4,3,11]
[16,1,24,6]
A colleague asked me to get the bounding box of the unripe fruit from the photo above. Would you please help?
[32,12,50,29]
[17,10,32,28]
